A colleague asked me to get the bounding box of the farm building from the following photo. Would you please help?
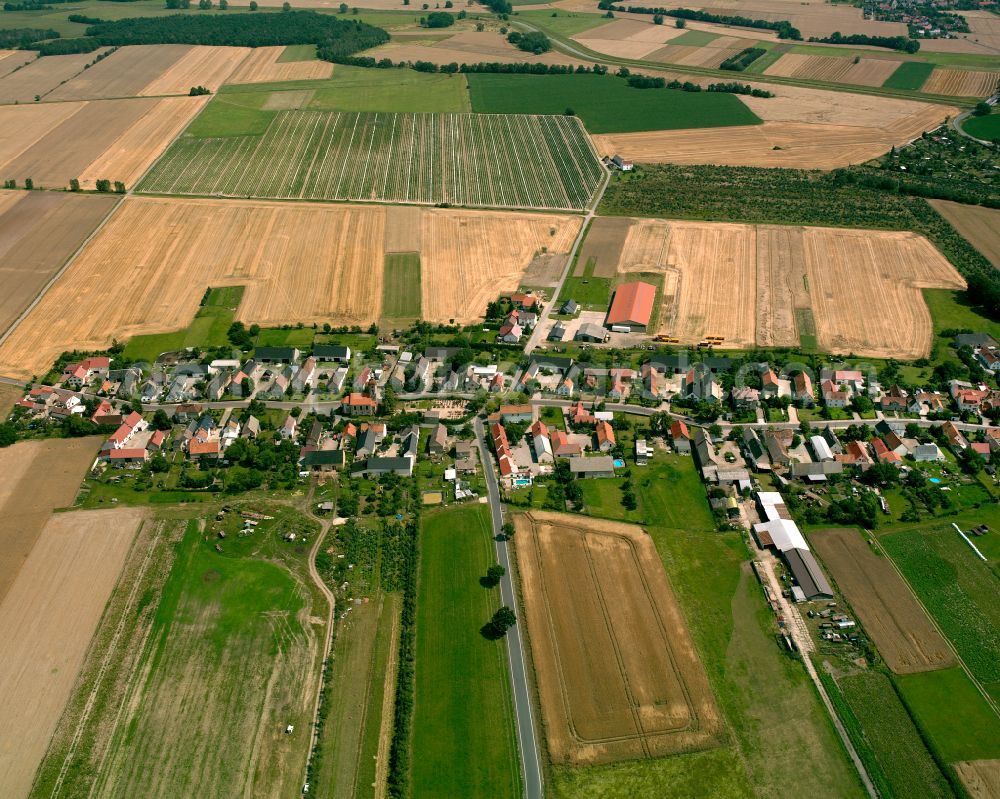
[314,345,351,362]
[784,548,834,601]
[606,281,656,332]
[255,347,300,364]
[300,450,346,472]
[568,456,616,479]
[548,321,567,341]
[576,323,609,343]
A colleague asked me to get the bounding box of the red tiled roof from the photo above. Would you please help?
[596,420,615,446]
[188,440,220,455]
[606,281,655,327]
[670,420,690,439]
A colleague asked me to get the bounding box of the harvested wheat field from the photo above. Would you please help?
[384,204,423,252]
[0,49,36,78]
[78,95,210,190]
[812,528,955,674]
[0,437,101,604]
[922,67,1000,97]
[0,508,143,799]
[598,217,964,356]
[515,511,723,765]
[573,19,688,60]
[139,45,250,96]
[0,383,20,416]
[0,198,579,376]
[930,200,1000,269]
[1,97,157,188]
[0,50,109,104]
[0,190,118,334]
[46,45,192,101]
[227,45,332,84]
[0,102,85,179]
[955,760,1000,799]
[764,53,901,87]
[575,215,632,277]
[803,226,964,359]
[420,209,580,323]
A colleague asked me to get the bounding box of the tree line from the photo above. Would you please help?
[327,51,612,75]
[809,32,920,53]
[720,47,765,72]
[596,2,802,40]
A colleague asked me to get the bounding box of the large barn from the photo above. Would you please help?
[606,281,656,332]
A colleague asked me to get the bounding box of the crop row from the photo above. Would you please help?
[140,111,605,211]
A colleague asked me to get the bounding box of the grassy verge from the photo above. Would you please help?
[412,505,521,798]
[467,72,762,134]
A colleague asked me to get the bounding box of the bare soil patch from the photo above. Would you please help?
[79,95,210,190]
[0,190,118,334]
[812,528,955,674]
[955,760,1000,799]
[384,204,423,252]
[0,50,109,104]
[577,215,638,278]
[47,45,191,101]
[0,507,143,799]
[929,200,1000,269]
[922,68,1000,97]
[515,510,723,765]
[0,437,101,604]
[228,45,333,84]
[2,97,157,189]
[139,46,250,96]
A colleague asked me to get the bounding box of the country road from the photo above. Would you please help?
[474,416,544,799]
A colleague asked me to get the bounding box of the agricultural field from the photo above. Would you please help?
[31,508,326,798]
[0,197,578,377]
[0,508,144,799]
[467,72,762,134]
[137,45,252,96]
[412,505,520,797]
[227,45,333,84]
[365,29,585,70]
[571,18,693,60]
[954,760,1000,799]
[0,190,118,335]
[930,199,1000,268]
[835,670,955,799]
[591,87,955,170]
[883,61,935,91]
[0,49,109,104]
[46,45,192,102]
[139,109,603,210]
[382,253,422,322]
[811,528,954,674]
[763,53,901,87]
[514,510,724,765]
[962,110,1000,140]
[589,216,963,357]
[882,523,1000,696]
[921,68,1000,97]
[0,437,103,603]
[0,49,35,77]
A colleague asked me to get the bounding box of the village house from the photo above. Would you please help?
[255,347,300,365]
[313,344,351,363]
[913,442,945,462]
[595,420,616,452]
[551,429,582,457]
[428,423,449,456]
[568,456,616,479]
[500,404,533,423]
[491,422,517,477]
[531,420,553,463]
[62,356,110,388]
[680,366,722,403]
[570,401,596,426]
[342,392,378,416]
[509,292,539,310]
[671,420,691,453]
[942,421,969,450]
[821,379,850,408]
[793,372,814,406]
[880,385,909,413]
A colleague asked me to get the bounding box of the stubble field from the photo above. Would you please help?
[811,528,955,674]
[0,197,579,376]
[0,49,109,104]
[137,45,252,96]
[0,49,36,77]
[139,109,604,210]
[0,190,118,335]
[930,199,1000,269]
[227,45,333,84]
[514,510,724,766]
[763,53,901,87]
[46,45,192,102]
[921,68,1000,97]
[0,507,143,799]
[595,216,964,356]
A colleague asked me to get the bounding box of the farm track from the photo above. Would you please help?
[138,111,605,211]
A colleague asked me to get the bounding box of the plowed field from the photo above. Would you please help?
[812,528,955,674]
[514,511,724,765]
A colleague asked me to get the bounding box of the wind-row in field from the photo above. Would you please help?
[515,511,724,765]
[592,216,964,358]
[139,109,603,210]
[0,196,580,377]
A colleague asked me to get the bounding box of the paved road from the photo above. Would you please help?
[474,416,544,799]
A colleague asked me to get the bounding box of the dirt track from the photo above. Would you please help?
[0,507,143,799]
[812,528,955,674]
[514,511,724,765]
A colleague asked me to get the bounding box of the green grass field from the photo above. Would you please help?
[895,667,1000,763]
[122,285,242,362]
[836,671,954,799]
[382,253,422,320]
[559,253,611,311]
[142,108,603,210]
[412,505,521,799]
[924,288,1000,344]
[882,61,934,91]
[467,73,762,134]
[669,29,720,47]
[31,510,323,797]
[278,43,318,62]
[881,516,1000,693]
[962,110,1000,141]
[518,9,610,37]
[254,326,317,348]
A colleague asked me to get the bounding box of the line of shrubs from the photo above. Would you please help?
[720,46,765,72]
[597,2,802,40]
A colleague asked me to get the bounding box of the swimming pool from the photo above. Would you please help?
[929,477,942,484]
[514,478,532,487]
[613,459,625,468]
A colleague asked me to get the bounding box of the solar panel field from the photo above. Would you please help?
[139,110,604,210]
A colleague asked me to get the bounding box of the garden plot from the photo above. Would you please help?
[138,110,604,210]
